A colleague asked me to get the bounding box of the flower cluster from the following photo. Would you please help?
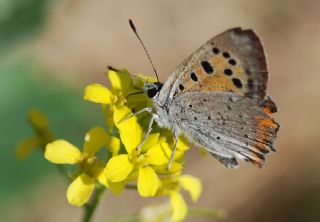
[16,109,54,159]
[17,68,203,221]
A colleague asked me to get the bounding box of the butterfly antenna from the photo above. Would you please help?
[126,91,144,99]
[129,19,160,82]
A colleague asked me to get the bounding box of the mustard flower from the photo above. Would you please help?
[44,126,119,206]
[16,109,53,159]
[84,68,153,126]
[138,174,202,222]
[17,66,212,222]
[156,174,202,221]
[104,105,187,197]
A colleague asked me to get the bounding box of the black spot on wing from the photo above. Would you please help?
[223,52,230,58]
[224,69,233,76]
[190,72,198,81]
[232,78,243,89]
[229,59,237,65]
[212,47,220,54]
[201,61,214,74]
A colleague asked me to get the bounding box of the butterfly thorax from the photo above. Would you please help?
[154,72,181,106]
[144,78,177,129]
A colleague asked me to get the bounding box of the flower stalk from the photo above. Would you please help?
[82,185,106,222]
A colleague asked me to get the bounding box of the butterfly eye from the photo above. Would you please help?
[147,88,158,98]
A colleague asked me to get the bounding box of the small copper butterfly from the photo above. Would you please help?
[120,20,280,169]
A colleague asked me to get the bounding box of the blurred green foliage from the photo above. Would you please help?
[0,59,104,213]
[0,0,105,215]
[0,0,50,53]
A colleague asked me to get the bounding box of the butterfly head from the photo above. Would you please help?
[144,82,163,98]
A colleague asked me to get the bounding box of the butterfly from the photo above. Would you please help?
[123,20,279,169]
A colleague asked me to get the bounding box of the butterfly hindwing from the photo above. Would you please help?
[168,91,279,168]
[171,27,268,102]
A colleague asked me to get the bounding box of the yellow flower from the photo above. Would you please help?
[84,69,152,126]
[157,174,202,222]
[16,64,208,222]
[104,104,186,197]
[16,109,54,159]
[138,174,202,222]
[44,126,118,206]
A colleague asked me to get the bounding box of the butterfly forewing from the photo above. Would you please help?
[170,28,268,101]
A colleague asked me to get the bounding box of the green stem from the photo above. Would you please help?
[82,185,106,222]
[188,207,226,219]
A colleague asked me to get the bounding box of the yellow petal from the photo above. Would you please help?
[141,133,160,153]
[45,140,82,164]
[107,180,126,195]
[67,173,96,206]
[156,162,183,174]
[138,166,161,197]
[177,136,189,151]
[107,69,131,92]
[125,168,139,181]
[16,137,40,159]
[179,175,202,202]
[84,84,113,104]
[97,170,125,195]
[113,104,132,126]
[107,136,120,156]
[156,176,179,197]
[170,192,188,222]
[145,142,171,165]
[113,105,143,154]
[83,126,109,156]
[103,105,114,127]
[27,109,49,130]
[105,154,134,182]
[171,149,185,161]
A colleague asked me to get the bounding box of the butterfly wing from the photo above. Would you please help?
[168,91,279,168]
[155,27,279,167]
[167,27,268,102]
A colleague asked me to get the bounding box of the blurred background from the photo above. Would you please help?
[1,0,320,221]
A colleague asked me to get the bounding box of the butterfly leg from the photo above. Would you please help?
[168,130,179,170]
[117,107,153,124]
[136,113,159,151]
[116,107,158,151]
